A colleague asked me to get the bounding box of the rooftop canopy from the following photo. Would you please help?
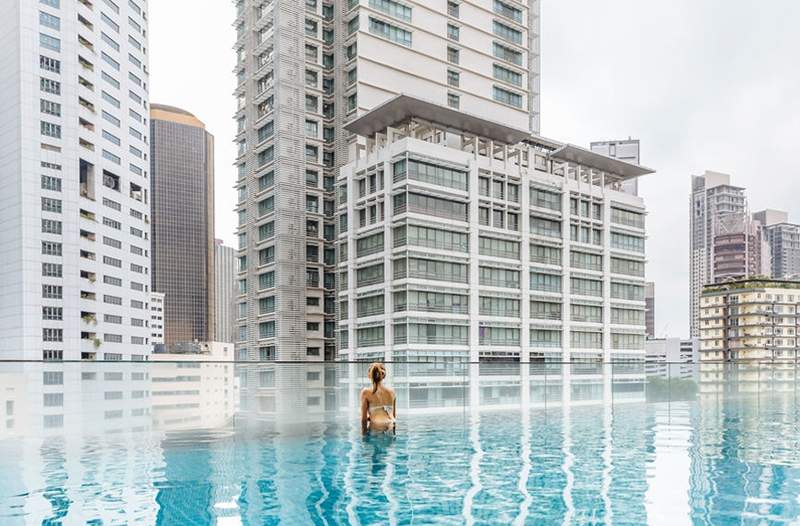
[344,94,532,145]
[550,144,656,180]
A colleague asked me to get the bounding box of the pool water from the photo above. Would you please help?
[2,393,800,525]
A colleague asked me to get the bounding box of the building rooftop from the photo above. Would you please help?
[344,94,532,145]
[151,103,206,128]
[703,278,800,293]
[550,144,655,180]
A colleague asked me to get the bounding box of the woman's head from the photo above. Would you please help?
[367,362,386,393]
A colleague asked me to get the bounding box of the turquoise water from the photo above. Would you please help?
[2,392,800,525]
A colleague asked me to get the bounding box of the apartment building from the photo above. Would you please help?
[214,239,237,344]
[336,95,653,363]
[0,0,151,360]
[712,212,767,282]
[645,281,655,338]
[699,279,800,392]
[232,0,541,361]
[150,291,165,352]
[689,171,747,337]
[150,104,216,349]
[754,209,800,280]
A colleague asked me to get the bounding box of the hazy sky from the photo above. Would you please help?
[149,0,800,339]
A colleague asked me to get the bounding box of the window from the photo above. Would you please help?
[493,64,522,86]
[368,17,412,46]
[369,0,412,22]
[259,321,276,339]
[447,92,460,109]
[493,86,522,108]
[493,20,522,44]
[447,23,459,41]
[447,46,459,64]
[357,326,384,347]
[530,272,561,293]
[530,216,561,238]
[42,284,63,299]
[101,51,120,71]
[102,32,120,51]
[41,197,62,213]
[41,0,60,7]
[479,266,520,288]
[40,77,61,95]
[40,121,61,138]
[530,187,561,211]
[40,99,61,116]
[571,277,602,297]
[39,33,61,52]
[493,42,522,65]
[102,71,120,89]
[611,232,645,253]
[42,263,62,277]
[41,174,61,191]
[447,1,459,17]
[447,69,460,87]
[40,55,60,73]
[494,0,523,22]
[479,236,520,259]
[42,218,62,234]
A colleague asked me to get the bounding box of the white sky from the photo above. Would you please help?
[149,0,800,339]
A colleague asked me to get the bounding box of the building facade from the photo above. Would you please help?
[689,171,747,337]
[590,139,640,195]
[645,337,698,380]
[336,96,653,363]
[645,281,655,338]
[754,209,800,280]
[150,104,215,349]
[0,0,151,360]
[699,279,800,392]
[214,239,236,344]
[150,291,165,352]
[232,0,541,361]
[711,212,767,282]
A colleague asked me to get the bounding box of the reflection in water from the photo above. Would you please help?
[0,362,799,523]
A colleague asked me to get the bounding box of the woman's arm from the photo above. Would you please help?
[360,389,369,434]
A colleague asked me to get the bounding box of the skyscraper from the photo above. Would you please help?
[214,239,236,344]
[337,95,654,363]
[150,104,215,349]
[711,212,767,282]
[689,171,747,337]
[590,139,640,195]
[753,209,800,279]
[232,0,541,360]
[0,0,151,360]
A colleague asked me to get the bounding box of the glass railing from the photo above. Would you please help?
[2,359,800,524]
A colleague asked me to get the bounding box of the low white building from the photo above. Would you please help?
[336,95,654,364]
[645,338,698,380]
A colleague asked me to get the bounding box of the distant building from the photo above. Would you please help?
[150,292,165,353]
[590,139,640,195]
[712,212,768,282]
[645,338,698,380]
[753,209,800,280]
[689,171,748,337]
[645,282,655,338]
[150,104,216,349]
[214,240,236,344]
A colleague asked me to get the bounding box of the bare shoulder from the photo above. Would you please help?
[385,386,396,398]
[360,387,370,399]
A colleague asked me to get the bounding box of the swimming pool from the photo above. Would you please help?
[0,362,798,524]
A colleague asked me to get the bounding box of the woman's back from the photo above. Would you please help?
[361,363,396,432]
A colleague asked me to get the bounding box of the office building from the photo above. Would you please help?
[150,104,215,349]
[0,0,151,360]
[590,139,640,195]
[712,212,768,282]
[337,95,653,362]
[754,209,800,280]
[232,0,541,361]
[150,292,165,352]
[645,337,698,380]
[645,281,655,338]
[215,239,236,344]
[689,171,747,337]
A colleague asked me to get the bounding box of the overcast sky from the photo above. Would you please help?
[149,0,800,339]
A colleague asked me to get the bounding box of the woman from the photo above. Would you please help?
[360,362,396,434]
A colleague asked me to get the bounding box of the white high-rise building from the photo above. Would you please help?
[214,239,236,344]
[753,209,800,280]
[337,95,653,363]
[233,0,541,362]
[689,171,747,337]
[0,0,151,360]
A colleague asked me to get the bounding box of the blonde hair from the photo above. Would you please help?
[367,362,386,394]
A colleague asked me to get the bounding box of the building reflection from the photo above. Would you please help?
[2,360,800,524]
